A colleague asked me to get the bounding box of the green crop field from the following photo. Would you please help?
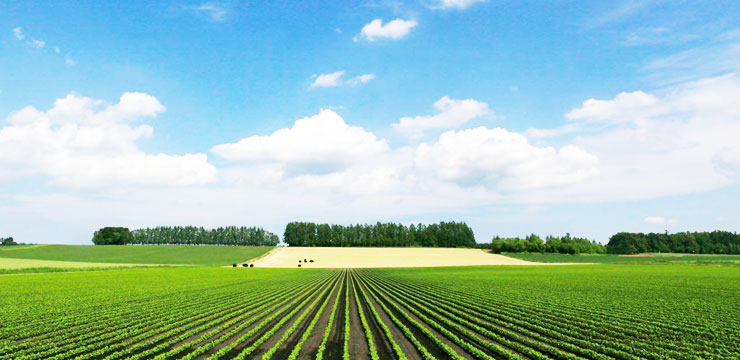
[503,252,740,264]
[1,263,738,359]
[0,245,272,266]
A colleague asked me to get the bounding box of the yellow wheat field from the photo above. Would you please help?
[248,247,579,268]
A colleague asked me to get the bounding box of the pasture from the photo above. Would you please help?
[1,263,739,359]
[0,244,272,266]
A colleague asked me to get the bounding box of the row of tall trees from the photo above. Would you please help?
[607,231,740,254]
[488,233,607,254]
[283,222,476,247]
[129,226,279,246]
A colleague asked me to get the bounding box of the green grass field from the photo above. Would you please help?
[0,245,272,266]
[0,257,159,274]
[1,263,738,359]
[502,251,740,264]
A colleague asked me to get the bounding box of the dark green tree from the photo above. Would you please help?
[92,227,134,245]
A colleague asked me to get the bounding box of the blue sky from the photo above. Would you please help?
[2,0,740,244]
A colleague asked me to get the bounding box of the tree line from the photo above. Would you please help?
[283,222,476,247]
[92,226,279,246]
[487,233,607,254]
[1,236,17,246]
[607,231,740,254]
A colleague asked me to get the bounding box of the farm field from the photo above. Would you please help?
[503,252,740,264]
[0,245,272,266]
[0,257,159,275]
[1,264,738,359]
[251,247,571,268]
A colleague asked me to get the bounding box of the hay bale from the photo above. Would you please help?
[249,264,254,268]
[232,264,237,267]
[298,264,301,268]
[242,263,247,267]
[309,259,314,263]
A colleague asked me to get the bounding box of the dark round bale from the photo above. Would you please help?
[249,264,254,268]
[232,264,237,267]
[298,264,301,268]
[309,259,314,263]
[242,263,247,267]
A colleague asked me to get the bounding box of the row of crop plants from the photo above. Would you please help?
[1,271,340,360]
[354,269,740,360]
[4,268,739,360]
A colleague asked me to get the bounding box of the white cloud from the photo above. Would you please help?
[415,127,599,190]
[29,39,45,48]
[394,96,490,136]
[527,73,740,202]
[566,91,657,122]
[347,73,376,86]
[0,93,216,187]
[644,216,678,225]
[310,71,345,88]
[643,29,740,85]
[65,56,77,66]
[585,1,656,28]
[186,2,229,22]
[354,18,417,42]
[427,0,485,10]
[211,109,389,175]
[713,147,740,179]
[54,46,60,53]
[12,27,24,40]
[310,71,375,89]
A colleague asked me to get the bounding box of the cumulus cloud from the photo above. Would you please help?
[644,216,678,225]
[394,96,490,136]
[566,91,658,122]
[211,109,389,175]
[427,0,485,10]
[414,127,599,191]
[527,73,740,201]
[12,27,24,40]
[310,71,375,89]
[0,93,217,187]
[354,19,417,42]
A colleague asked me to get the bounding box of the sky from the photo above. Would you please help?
[2,0,740,244]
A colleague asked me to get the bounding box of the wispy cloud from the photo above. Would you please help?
[185,2,230,22]
[425,0,485,10]
[585,0,659,28]
[642,28,740,84]
[310,71,375,89]
[12,27,24,40]
[347,74,376,86]
[29,38,46,48]
[622,27,699,47]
